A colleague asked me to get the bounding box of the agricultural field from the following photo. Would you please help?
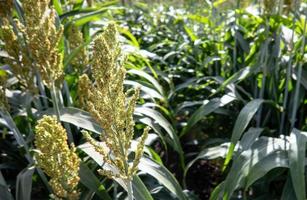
[0,0,307,199]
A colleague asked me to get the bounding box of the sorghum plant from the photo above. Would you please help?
[80,23,149,199]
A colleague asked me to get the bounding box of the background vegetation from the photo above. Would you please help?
[0,0,307,199]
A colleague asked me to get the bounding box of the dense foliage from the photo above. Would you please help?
[0,0,306,199]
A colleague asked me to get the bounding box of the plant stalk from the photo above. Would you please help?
[50,82,73,143]
[127,179,134,200]
[51,82,61,121]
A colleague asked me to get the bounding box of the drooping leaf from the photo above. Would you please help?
[132,176,154,200]
[240,127,264,150]
[181,94,236,137]
[135,107,183,155]
[288,129,307,200]
[37,107,102,134]
[212,66,254,96]
[60,1,118,19]
[245,151,288,188]
[124,80,164,100]
[16,166,35,200]
[139,158,187,200]
[184,143,230,186]
[0,110,51,192]
[119,28,140,48]
[222,136,290,199]
[128,69,164,95]
[224,99,264,169]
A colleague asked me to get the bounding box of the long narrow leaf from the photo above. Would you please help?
[222,137,289,199]
[128,69,164,95]
[139,158,187,200]
[16,166,35,200]
[181,94,236,137]
[224,99,264,169]
[132,176,154,200]
[37,107,103,134]
[135,107,183,155]
[288,129,307,200]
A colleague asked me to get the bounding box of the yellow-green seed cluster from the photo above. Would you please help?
[67,25,88,71]
[0,0,63,90]
[1,18,36,92]
[80,23,149,181]
[35,116,80,199]
[23,0,64,87]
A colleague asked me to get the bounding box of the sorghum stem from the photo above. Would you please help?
[127,179,134,200]
[51,82,61,121]
[50,82,73,144]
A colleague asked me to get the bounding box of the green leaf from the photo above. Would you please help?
[212,66,253,96]
[16,166,35,200]
[245,151,288,189]
[184,25,197,42]
[79,163,112,200]
[240,127,264,150]
[186,14,209,24]
[139,158,187,200]
[132,176,154,200]
[0,69,7,78]
[210,182,224,200]
[64,40,91,68]
[147,147,163,165]
[135,107,183,156]
[73,7,123,26]
[222,137,289,199]
[224,99,264,169]
[181,94,236,137]
[184,143,230,187]
[288,129,307,200]
[213,0,227,7]
[52,0,63,15]
[60,1,118,19]
[118,28,140,48]
[128,69,164,96]
[37,107,103,134]
[124,80,164,100]
[60,8,98,19]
